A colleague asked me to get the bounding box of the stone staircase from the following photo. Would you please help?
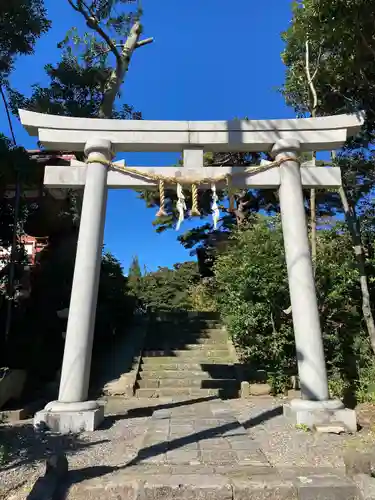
[135,314,240,399]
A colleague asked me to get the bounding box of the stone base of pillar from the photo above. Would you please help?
[284,398,357,433]
[34,400,104,434]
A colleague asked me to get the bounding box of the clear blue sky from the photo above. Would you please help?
[1,0,295,273]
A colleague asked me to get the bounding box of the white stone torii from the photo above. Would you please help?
[19,110,363,433]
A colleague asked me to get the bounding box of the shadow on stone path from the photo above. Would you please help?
[126,402,282,467]
[9,396,365,499]
[100,395,218,430]
[54,400,282,498]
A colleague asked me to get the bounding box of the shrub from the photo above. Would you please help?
[214,216,296,391]
[213,215,374,396]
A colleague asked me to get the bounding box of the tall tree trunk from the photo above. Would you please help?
[67,2,153,119]
[310,188,317,271]
[99,21,153,118]
[310,157,317,273]
[99,22,141,118]
[304,38,318,272]
[339,186,375,355]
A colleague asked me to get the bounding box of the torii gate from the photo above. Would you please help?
[19,110,363,433]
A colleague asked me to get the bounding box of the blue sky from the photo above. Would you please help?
[1,0,295,273]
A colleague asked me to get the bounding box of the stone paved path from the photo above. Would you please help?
[2,396,371,499]
[135,399,269,467]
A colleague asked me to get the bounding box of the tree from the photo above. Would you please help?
[281,0,375,135]
[1,0,50,189]
[10,0,152,120]
[95,251,135,341]
[127,254,143,306]
[0,0,50,192]
[135,261,200,313]
[128,255,141,279]
[0,0,50,81]
[213,215,373,397]
[281,0,375,353]
[2,1,148,366]
[0,1,50,353]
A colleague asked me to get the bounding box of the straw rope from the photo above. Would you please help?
[86,155,299,184]
[155,179,167,217]
[191,183,201,216]
[85,155,300,228]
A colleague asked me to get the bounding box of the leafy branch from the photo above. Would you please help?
[66,0,154,117]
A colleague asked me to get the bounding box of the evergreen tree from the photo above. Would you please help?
[127,255,143,307]
[128,255,142,279]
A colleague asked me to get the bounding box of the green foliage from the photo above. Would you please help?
[295,423,310,432]
[214,216,296,386]
[140,150,276,237]
[128,255,142,279]
[95,251,135,341]
[356,363,375,404]
[281,0,375,126]
[281,0,375,208]
[127,255,143,309]
[0,0,50,80]
[9,0,143,119]
[0,134,43,188]
[213,216,375,395]
[135,261,201,313]
[188,280,218,312]
[0,443,9,465]
[6,242,135,377]
[9,60,141,119]
[280,0,375,400]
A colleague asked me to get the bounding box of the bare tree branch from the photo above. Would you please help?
[304,37,318,271]
[136,37,154,48]
[67,0,80,11]
[305,39,318,114]
[0,85,17,146]
[99,20,148,117]
[359,30,375,60]
[67,0,122,64]
[66,0,154,118]
[78,0,98,19]
[339,185,375,355]
[310,43,323,82]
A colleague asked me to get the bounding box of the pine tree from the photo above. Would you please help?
[127,255,143,309]
[128,255,142,279]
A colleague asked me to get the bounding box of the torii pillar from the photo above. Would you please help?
[19,110,362,433]
[39,138,111,432]
[273,139,329,401]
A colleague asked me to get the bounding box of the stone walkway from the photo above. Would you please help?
[135,399,269,467]
[1,396,372,499]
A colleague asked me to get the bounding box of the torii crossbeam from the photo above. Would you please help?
[19,110,363,434]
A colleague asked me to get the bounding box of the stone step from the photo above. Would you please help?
[142,356,231,370]
[146,340,229,348]
[146,328,226,337]
[145,334,228,344]
[138,369,236,379]
[140,362,235,371]
[149,323,222,332]
[137,378,239,389]
[197,339,228,345]
[145,339,228,351]
[65,468,361,500]
[142,348,230,357]
[135,387,239,398]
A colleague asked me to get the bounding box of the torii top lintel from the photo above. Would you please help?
[19,110,364,153]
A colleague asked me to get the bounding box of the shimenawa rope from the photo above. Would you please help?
[85,155,300,229]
